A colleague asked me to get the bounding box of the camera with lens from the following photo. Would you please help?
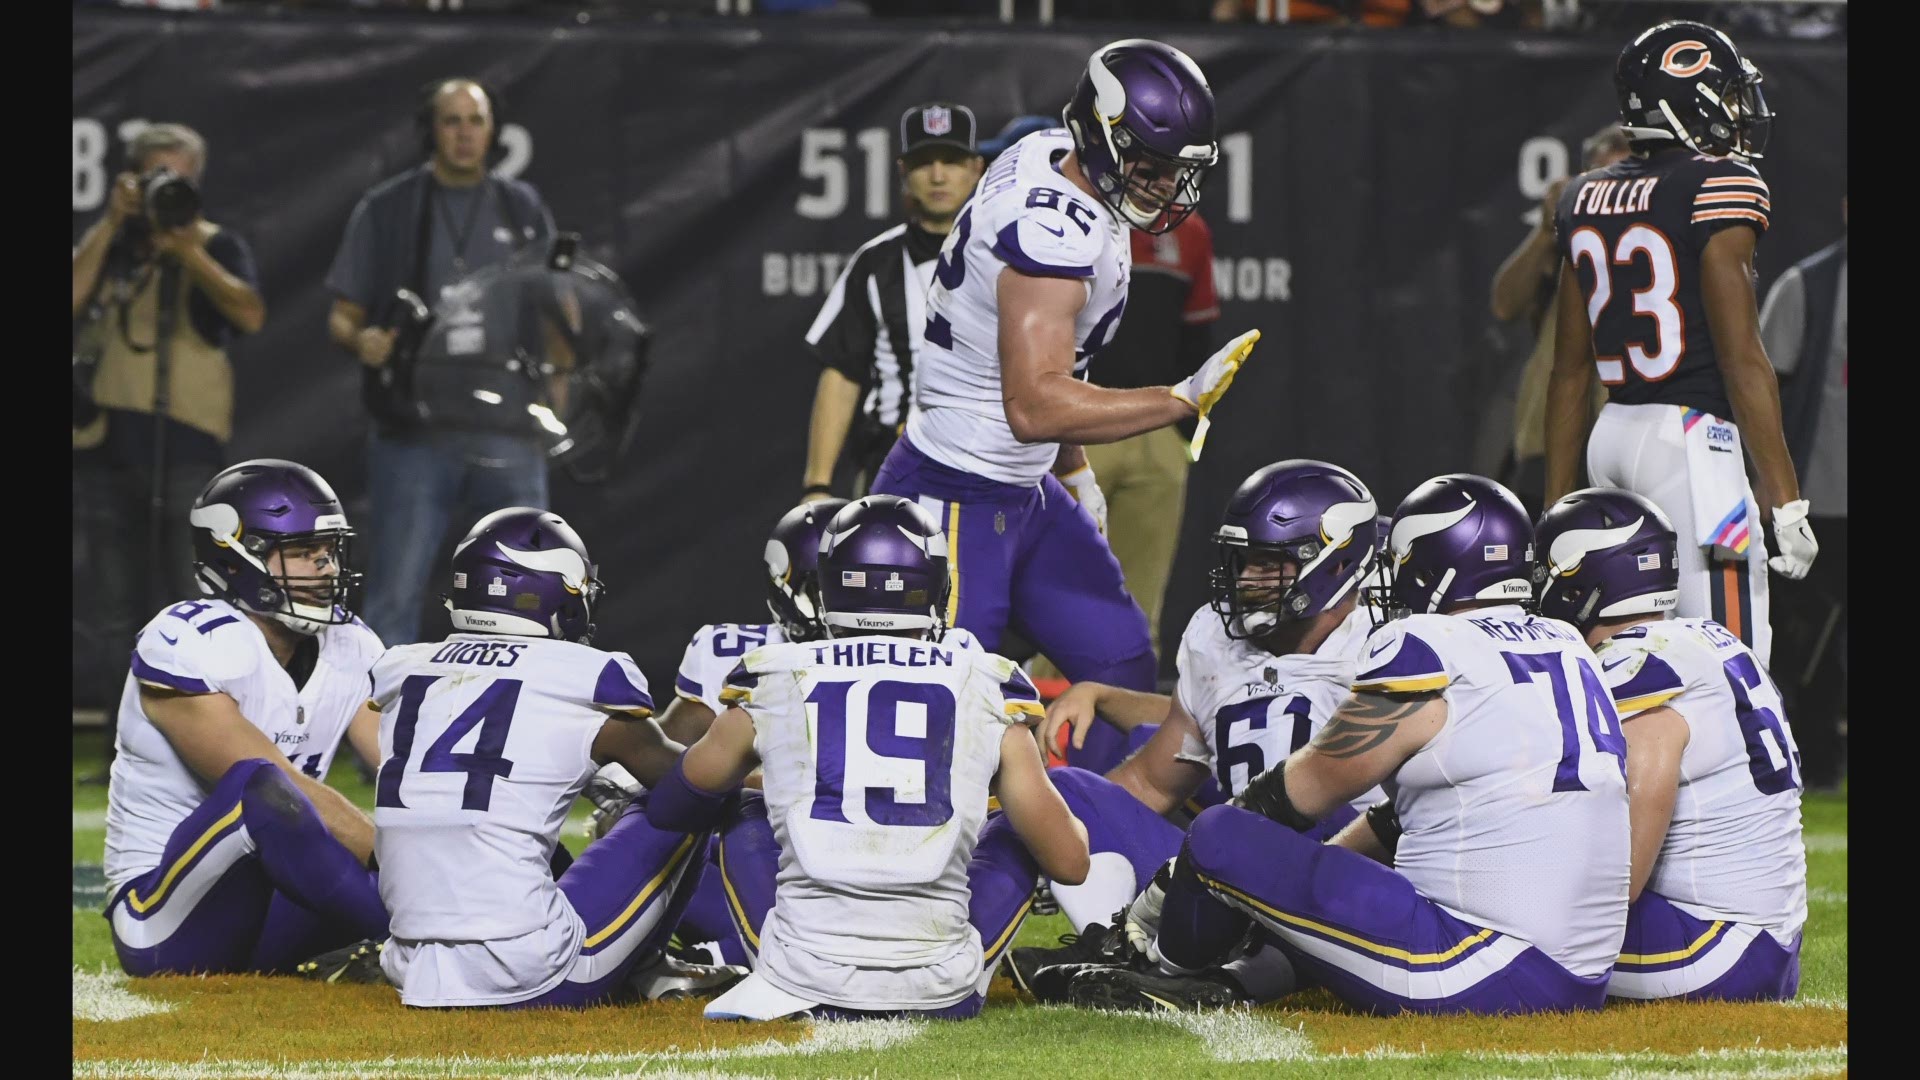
[140,167,201,232]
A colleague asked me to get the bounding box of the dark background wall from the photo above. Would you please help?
[73,12,1847,685]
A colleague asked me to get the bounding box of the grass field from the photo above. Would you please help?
[72,732,1848,1079]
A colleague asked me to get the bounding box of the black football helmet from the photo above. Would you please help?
[1615,21,1774,163]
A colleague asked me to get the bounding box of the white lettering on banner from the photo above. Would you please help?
[496,124,533,180]
[797,128,892,221]
[763,252,849,298]
[1518,135,1570,201]
[73,118,107,211]
[1212,258,1292,303]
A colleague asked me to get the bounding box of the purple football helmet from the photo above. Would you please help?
[814,495,950,640]
[189,459,360,636]
[1535,488,1680,630]
[1062,38,1218,234]
[446,507,602,643]
[1616,21,1773,162]
[764,498,848,642]
[1209,460,1378,640]
[1375,474,1538,619]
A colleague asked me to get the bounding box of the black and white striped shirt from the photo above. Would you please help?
[805,221,947,432]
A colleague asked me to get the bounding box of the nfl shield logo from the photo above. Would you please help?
[995,511,1007,535]
[922,106,952,136]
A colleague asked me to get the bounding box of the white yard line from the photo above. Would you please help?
[72,969,175,1023]
[75,1018,922,1079]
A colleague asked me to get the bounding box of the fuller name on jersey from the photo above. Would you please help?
[106,599,385,892]
[1352,605,1631,978]
[1596,617,1806,940]
[909,128,1132,486]
[369,634,655,1007]
[718,634,1043,1011]
[1553,151,1770,421]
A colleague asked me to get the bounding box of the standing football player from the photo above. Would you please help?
[1537,489,1805,1002]
[104,460,390,976]
[1058,476,1631,1016]
[659,496,1090,1021]
[872,39,1262,773]
[1545,20,1817,667]
[371,508,740,1008]
[1010,460,1383,996]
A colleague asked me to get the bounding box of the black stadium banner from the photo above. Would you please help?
[73,12,1847,684]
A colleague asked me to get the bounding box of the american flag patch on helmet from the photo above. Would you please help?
[1483,545,1508,561]
[841,571,867,587]
[1638,553,1662,570]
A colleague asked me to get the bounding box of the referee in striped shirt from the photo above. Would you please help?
[800,103,984,503]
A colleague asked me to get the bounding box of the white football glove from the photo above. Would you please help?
[1060,465,1109,536]
[1171,328,1261,418]
[584,762,642,842]
[1768,499,1819,580]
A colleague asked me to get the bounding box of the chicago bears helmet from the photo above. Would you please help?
[1615,20,1774,162]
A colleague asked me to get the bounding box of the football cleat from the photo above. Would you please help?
[1066,965,1249,1012]
[1008,921,1115,998]
[624,950,749,1002]
[294,939,389,986]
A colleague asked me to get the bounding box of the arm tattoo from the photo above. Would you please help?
[1312,692,1437,760]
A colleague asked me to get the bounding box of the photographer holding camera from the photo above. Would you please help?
[72,122,264,719]
[325,78,554,649]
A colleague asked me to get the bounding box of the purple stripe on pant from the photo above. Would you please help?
[717,791,1038,1008]
[1609,890,1801,1002]
[108,759,387,976]
[872,436,1157,774]
[505,794,710,1009]
[1161,804,1608,1015]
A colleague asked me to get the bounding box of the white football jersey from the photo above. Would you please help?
[1353,605,1631,978]
[370,634,654,1007]
[675,623,788,713]
[105,599,384,893]
[907,128,1133,486]
[721,634,1041,1011]
[1596,618,1806,940]
[1173,604,1383,811]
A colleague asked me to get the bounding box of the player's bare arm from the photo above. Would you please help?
[680,705,761,794]
[996,725,1091,885]
[1621,705,1689,903]
[345,700,382,775]
[998,268,1195,445]
[141,684,374,862]
[1545,260,1600,506]
[1042,681,1173,750]
[1105,705,1211,817]
[802,366,862,498]
[591,711,688,790]
[1700,226,1801,517]
[1241,690,1446,825]
[657,694,718,748]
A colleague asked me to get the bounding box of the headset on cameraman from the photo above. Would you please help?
[370,78,528,431]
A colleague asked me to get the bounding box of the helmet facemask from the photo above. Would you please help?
[203,526,361,636]
[1106,135,1212,234]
